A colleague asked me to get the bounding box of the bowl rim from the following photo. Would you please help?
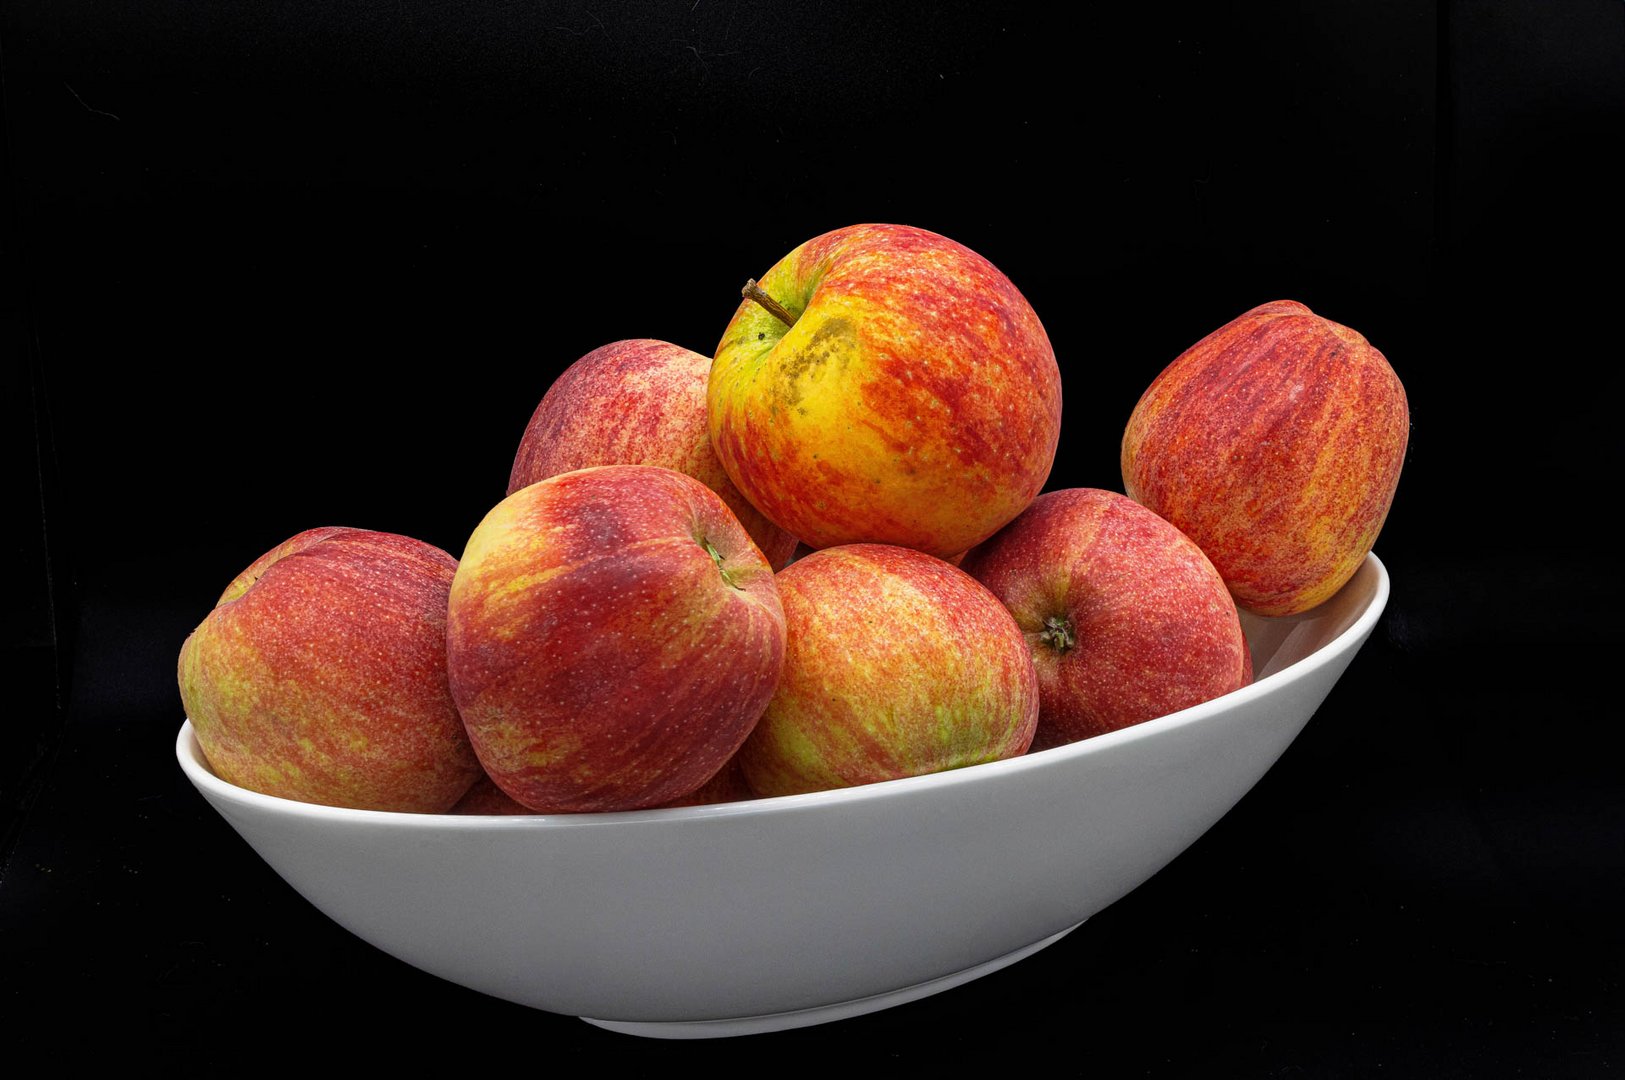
[176,552,1389,830]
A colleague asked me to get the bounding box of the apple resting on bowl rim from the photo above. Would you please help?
[177,554,1390,1039]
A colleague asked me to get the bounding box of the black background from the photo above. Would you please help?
[5,1,1623,1072]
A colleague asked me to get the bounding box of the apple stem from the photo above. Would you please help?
[742,279,798,328]
[1039,616,1076,654]
[702,538,744,590]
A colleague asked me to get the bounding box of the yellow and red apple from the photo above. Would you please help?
[961,488,1249,750]
[708,224,1062,560]
[510,339,798,569]
[1121,300,1408,616]
[738,544,1039,797]
[446,465,786,813]
[177,528,483,812]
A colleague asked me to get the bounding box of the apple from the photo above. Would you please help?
[451,776,538,815]
[177,527,483,812]
[708,223,1062,560]
[459,758,754,813]
[737,544,1039,798]
[446,465,786,812]
[659,756,755,808]
[1121,300,1408,616]
[510,338,798,569]
[960,489,1249,750]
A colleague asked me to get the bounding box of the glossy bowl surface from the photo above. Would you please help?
[177,554,1389,1037]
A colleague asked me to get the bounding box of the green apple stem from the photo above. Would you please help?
[1039,615,1076,654]
[742,279,798,328]
[702,538,744,590]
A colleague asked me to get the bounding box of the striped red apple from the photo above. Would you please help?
[446,465,786,812]
[1122,300,1408,616]
[961,489,1249,750]
[178,528,483,812]
[510,338,798,569]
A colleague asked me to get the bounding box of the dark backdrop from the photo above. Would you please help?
[5,1,1622,1072]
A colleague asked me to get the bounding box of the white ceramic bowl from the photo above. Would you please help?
[177,553,1389,1039]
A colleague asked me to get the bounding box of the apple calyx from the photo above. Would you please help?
[741,279,798,328]
[1039,615,1076,654]
[702,538,744,590]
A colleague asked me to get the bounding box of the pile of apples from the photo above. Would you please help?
[177,224,1409,815]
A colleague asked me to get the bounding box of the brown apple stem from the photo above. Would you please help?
[1039,615,1076,654]
[742,279,798,328]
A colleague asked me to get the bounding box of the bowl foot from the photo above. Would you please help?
[579,919,1085,1039]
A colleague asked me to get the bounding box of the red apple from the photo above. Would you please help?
[708,223,1062,559]
[738,544,1039,798]
[509,339,798,569]
[961,489,1249,750]
[446,465,786,812]
[1121,300,1408,616]
[451,776,538,815]
[658,756,755,808]
[177,528,483,812]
